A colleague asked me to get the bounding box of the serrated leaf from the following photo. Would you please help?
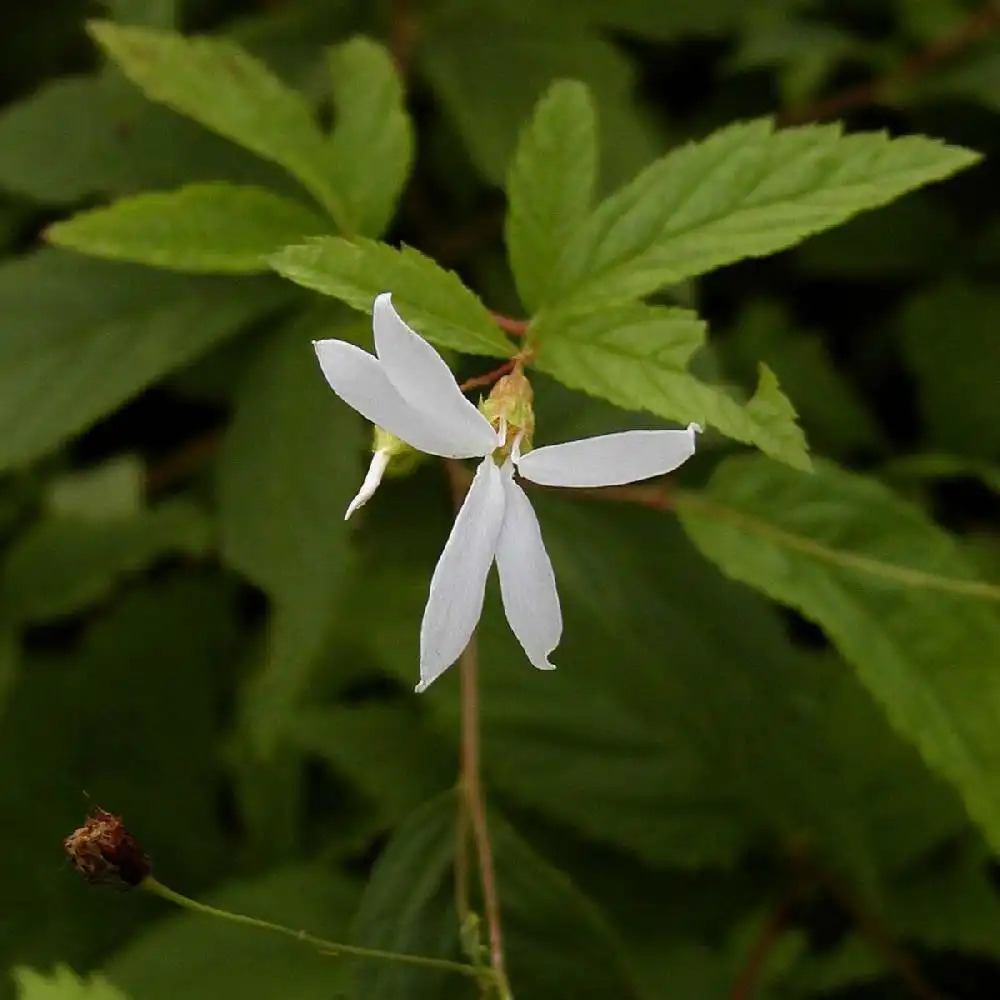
[47,184,327,273]
[270,237,514,356]
[532,304,811,470]
[108,865,359,1000]
[678,456,1000,853]
[14,968,129,1000]
[549,118,980,309]
[506,81,597,312]
[87,21,348,226]
[1,500,211,623]
[352,794,642,1000]
[327,37,413,238]
[218,309,363,750]
[345,491,961,882]
[421,4,660,191]
[0,250,288,472]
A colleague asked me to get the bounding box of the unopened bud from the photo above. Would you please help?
[481,367,535,452]
[63,808,150,888]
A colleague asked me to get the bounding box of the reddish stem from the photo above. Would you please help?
[729,893,797,1000]
[781,2,1000,124]
[489,312,530,337]
[460,360,517,392]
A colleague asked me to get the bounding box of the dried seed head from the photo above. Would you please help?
[63,808,150,888]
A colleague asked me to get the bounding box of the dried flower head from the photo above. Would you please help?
[63,808,150,888]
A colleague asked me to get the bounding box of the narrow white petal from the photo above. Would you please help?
[417,458,506,692]
[372,293,499,456]
[314,338,487,458]
[515,425,699,487]
[495,469,561,670]
[344,449,390,520]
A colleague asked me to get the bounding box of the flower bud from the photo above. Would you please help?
[64,808,150,888]
[481,367,535,454]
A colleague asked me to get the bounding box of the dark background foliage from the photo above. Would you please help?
[2,1,1000,998]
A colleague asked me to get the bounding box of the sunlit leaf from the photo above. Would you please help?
[47,184,327,273]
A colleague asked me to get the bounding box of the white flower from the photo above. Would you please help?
[314,293,699,692]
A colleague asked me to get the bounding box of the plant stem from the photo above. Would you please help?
[729,891,798,1000]
[141,877,484,981]
[781,1,1000,124]
[460,360,518,392]
[444,460,514,999]
[489,312,530,337]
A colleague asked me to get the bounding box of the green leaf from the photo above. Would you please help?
[725,301,881,457]
[678,455,1000,853]
[218,309,363,749]
[420,4,661,191]
[270,237,514,356]
[47,184,327,273]
[0,250,288,472]
[0,72,298,206]
[549,118,980,310]
[532,303,811,470]
[1,500,211,623]
[345,491,961,881]
[0,77,133,203]
[898,282,1000,460]
[14,969,129,1000]
[87,21,347,226]
[506,81,597,313]
[327,37,413,238]
[352,794,642,1000]
[108,0,176,28]
[288,703,453,828]
[108,865,359,1000]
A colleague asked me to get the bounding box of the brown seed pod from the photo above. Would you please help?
[63,808,150,888]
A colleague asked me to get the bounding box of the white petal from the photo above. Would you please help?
[417,459,506,692]
[344,448,390,520]
[314,338,487,458]
[515,425,699,487]
[372,293,499,456]
[495,469,561,670]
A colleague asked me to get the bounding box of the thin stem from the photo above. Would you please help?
[818,873,942,1000]
[141,877,483,981]
[489,312,530,337]
[460,360,518,392]
[729,891,798,1000]
[444,460,513,999]
[781,1,1000,124]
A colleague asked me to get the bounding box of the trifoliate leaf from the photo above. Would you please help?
[678,456,1000,853]
[14,968,129,1000]
[506,81,597,312]
[47,184,327,273]
[532,303,811,470]
[270,237,514,356]
[549,118,980,310]
[0,250,289,472]
[326,37,413,238]
[87,21,347,226]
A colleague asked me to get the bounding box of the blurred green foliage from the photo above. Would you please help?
[3,1,1000,998]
